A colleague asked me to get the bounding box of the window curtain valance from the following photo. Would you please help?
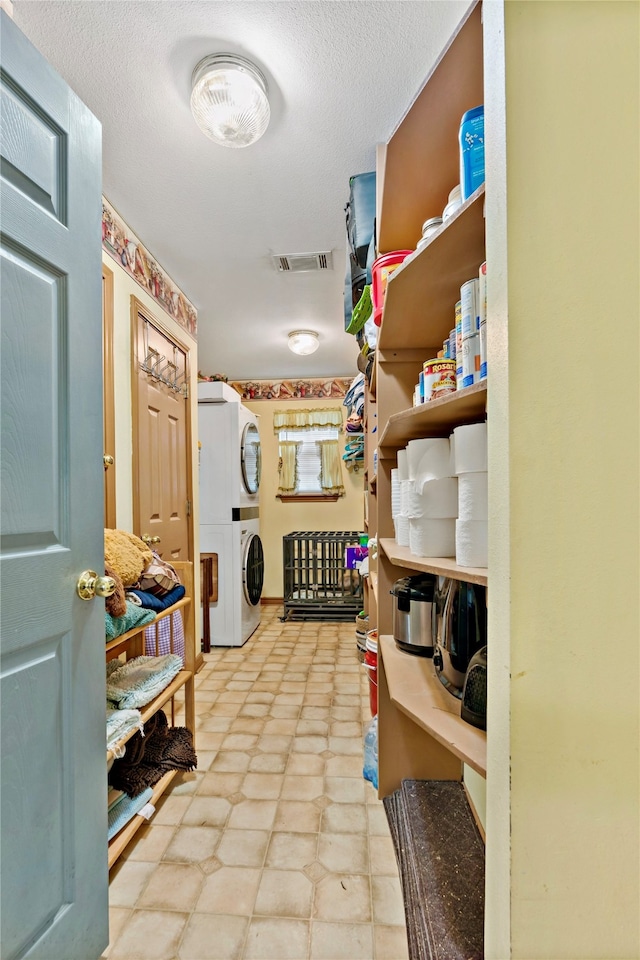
[273,408,343,432]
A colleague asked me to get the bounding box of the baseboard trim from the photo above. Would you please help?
[195,651,205,673]
[261,597,283,605]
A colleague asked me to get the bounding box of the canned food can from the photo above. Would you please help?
[455,300,463,358]
[461,278,479,339]
[423,358,456,401]
[449,328,457,361]
[478,262,487,379]
[461,334,480,388]
[479,321,487,379]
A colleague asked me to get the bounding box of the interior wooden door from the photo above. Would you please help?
[132,300,192,561]
[102,263,116,528]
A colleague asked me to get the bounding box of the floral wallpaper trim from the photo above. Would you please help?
[223,378,352,401]
[102,197,197,337]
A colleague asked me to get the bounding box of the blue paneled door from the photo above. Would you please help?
[0,11,108,960]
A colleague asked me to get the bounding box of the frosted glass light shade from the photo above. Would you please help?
[191,54,270,148]
[288,331,319,355]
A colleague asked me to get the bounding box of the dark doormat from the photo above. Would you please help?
[383,780,485,960]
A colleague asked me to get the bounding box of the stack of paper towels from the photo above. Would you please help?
[453,422,488,567]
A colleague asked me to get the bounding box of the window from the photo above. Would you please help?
[275,408,345,500]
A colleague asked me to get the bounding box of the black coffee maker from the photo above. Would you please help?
[432,578,487,699]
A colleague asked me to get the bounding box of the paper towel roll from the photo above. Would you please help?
[409,518,456,558]
[407,477,458,519]
[453,423,487,474]
[407,439,452,490]
[456,519,488,567]
[397,449,409,481]
[458,472,488,521]
[391,469,401,518]
[399,479,413,518]
[396,515,410,548]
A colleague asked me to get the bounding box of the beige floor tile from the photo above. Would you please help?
[229,717,266,735]
[317,833,369,873]
[300,706,330,720]
[324,755,363,778]
[273,800,322,833]
[198,715,233,733]
[296,719,329,736]
[245,691,275,703]
[371,875,406,925]
[254,868,313,919]
[285,753,325,776]
[292,735,329,754]
[210,751,251,773]
[194,750,216,771]
[109,909,188,960]
[281,775,324,801]
[241,772,284,800]
[321,802,368,835]
[270,704,301,719]
[254,734,292,754]
[244,917,310,960]
[225,680,253,691]
[216,690,249,703]
[313,874,371,923]
[328,736,362,756]
[195,865,261,916]
[274,693,304,705]
[369,836,399,877]
[227,798,277,831]
[181,795,232,828]
[221,732,259,751]
[248,752,288,773]
[374,923,410,959]
[178,913,248,960]
[216,828,270,867]
[332,694,360,707]
[194,732,225,752]
[196,771,244,797]
[325,776,366,804]
[209,701,243,717]
[263,717,298,735]
[108,859,157,908]
[366,804,390,837]
[162,825,221,863]
[265,831,318,871]
[303,694,332,707]
[240,702,271,718]
[310,920,373,960]
[330,721,362,738]
[124,824,176,862]
[138,862,204,911]
[101,906,131,958]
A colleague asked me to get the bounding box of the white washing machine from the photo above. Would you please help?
[198,381,263,646]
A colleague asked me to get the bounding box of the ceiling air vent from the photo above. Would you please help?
[272,251,333,273]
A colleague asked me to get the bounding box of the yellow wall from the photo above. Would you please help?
[486,3,639,957]
[243,398,365,599]
[103,249,201,626]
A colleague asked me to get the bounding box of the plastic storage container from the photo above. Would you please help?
[371,251,412,326]
[459,105,485,201]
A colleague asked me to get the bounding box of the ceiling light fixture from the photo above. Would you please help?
[288,331,320,356]
[190,54,270,148]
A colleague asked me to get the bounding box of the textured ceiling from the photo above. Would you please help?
[13,0,469,380]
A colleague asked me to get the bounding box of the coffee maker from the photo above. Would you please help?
[432,578,487,698]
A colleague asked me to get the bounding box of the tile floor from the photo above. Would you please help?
[102,606,409,960]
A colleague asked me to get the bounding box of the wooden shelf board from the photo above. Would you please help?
[108,770,178,868]
[379,381,486,451]
[105,597,192,661]
[370,571,378,602]
[380,634,486,777]
[378,1,483,253]
[379,187,485,351]
[380,538,487,586]
[106,671,191,760]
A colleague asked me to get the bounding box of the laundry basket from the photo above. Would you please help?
[282,531,363,621]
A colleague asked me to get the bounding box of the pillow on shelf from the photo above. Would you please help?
[136,551,181,598]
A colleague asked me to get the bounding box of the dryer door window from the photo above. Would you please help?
[241,423,261,494]
[243,533,264,606]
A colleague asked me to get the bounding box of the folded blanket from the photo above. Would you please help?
[105,601,156,641]
[127,584,186,612]
[106,654,183,710]
[109,710,197,797]
[106,707,144,751]
[107,786,154,840]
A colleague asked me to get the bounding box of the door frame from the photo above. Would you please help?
[102,262,117,527]
[130,295,194,563]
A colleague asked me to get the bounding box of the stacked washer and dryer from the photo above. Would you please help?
[198,381,264,646]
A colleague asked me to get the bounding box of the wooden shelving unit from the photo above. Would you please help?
[380,635,486,777]
[380,538,487,587]
[379,381,486,453]
[106,560,196,868]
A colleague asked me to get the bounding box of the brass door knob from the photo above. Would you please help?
[141,535,161,545]
[103,455,114,467]
[77,570,117,601]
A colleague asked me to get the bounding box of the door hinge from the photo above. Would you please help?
[186,499,192,517]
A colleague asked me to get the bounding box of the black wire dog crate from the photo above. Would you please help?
[282,531,363,621]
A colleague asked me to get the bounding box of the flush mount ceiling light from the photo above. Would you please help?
[288,330,320,356]
[190,54,270,148]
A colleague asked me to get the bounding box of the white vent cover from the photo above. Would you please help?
[272,251,333,272]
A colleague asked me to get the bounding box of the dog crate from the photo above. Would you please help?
[282,531,363,621]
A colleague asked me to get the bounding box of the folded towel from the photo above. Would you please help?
[106,654,183,710]
[127,584,185,612]
[106,707,143,751]
[105,601,156,641]
[107,787,154,840]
